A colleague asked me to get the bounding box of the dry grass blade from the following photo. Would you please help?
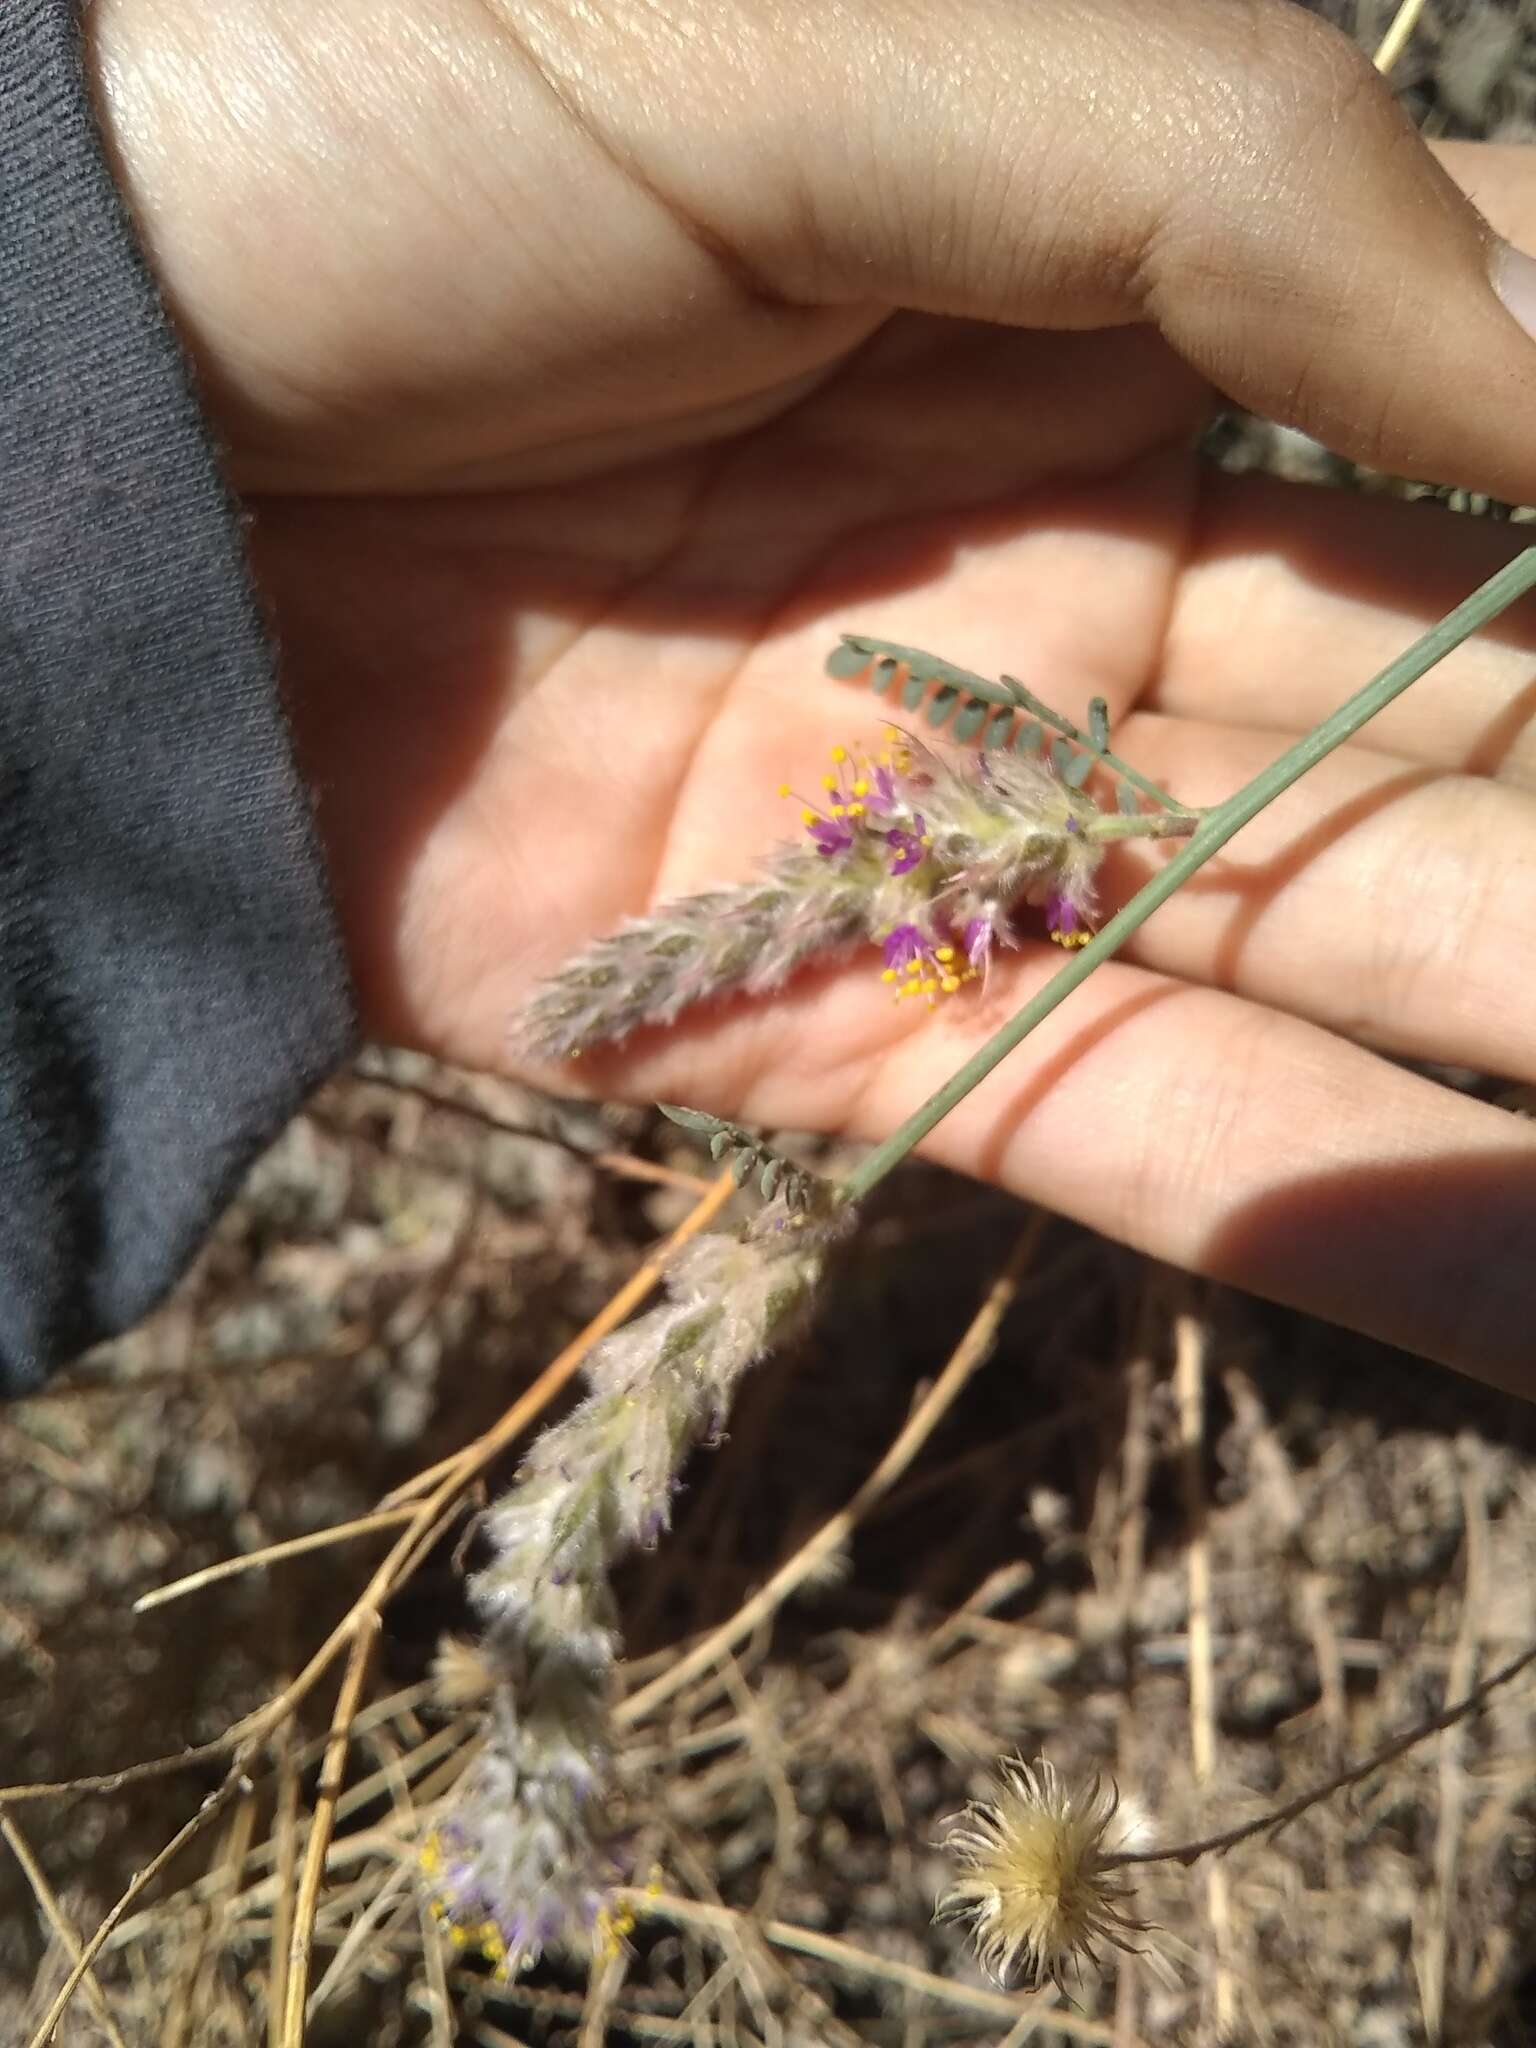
[2,1813,130,2048]
[268,1708,301,2048]
[281,1619,379,2045]
[415,1880,454,2048]
[619,1213,1042,1727]
[1374,0,1428,71]
[133,1505,421,1613]
[1174,1302,1237,2038]
[25,1767,247,2048]
[625,1889,1123,2043]
[1415,1438,1488,2044]
[347,1068,715,1195]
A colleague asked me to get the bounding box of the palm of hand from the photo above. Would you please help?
[253,311,1536,1381]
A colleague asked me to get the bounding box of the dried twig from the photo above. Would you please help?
[1174,1304,1237,2038]
[1107,1638,1536,1872]
[24,1768,248,2048]
[341,1069,714,1194]
[1415,1438,1488,2043]
[627,1887,1123,2043]
[1374,0,1428,73]
[1,1814,130,2048]
[267,1709,301,2048]
[133,1506,420,1613]
[281,1617,379,2045]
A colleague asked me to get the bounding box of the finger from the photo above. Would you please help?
[1102,711,1536,1084]
[1433,140,1536,254]
[1151,468,1536,782]
[605,0,1536,501]
[574,952,1536,1393]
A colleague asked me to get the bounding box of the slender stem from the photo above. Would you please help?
[840,633,1194,814]
[1086,810,1201,844]
[1103,1636,1536,1871]
[838,548,1536,1207]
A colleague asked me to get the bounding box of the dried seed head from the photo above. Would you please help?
[936,1756,1149,1989]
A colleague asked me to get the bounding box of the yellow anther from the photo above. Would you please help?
[447,1925,468,1950]
[852,778,870,797]
[935,945,955,963]
[881,968,897,983]
[777,782,791,798]
[831,745,848,763]
[801,809,817,826]
[848,802,865,817]
[830,803,846,817]
[420,1835,441,1875]
[922,977,938,994]
[428,1899,446,1920]
[821,774,838,790]
[941,975,960,993]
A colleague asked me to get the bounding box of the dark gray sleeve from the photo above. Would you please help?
[0,2,357,1393]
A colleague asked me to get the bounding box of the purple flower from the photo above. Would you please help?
[882,924,927,973]
[1045,892,1091,948]
[885,815,930,875]
[808,816,855,857]
[964,917,994,970]
[880,923,970,1004]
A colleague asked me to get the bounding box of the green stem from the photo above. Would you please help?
[838,547,1536,1207]
[1086,810,1202,844]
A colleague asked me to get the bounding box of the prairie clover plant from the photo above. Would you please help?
[421,1197,836,1976]
[445,554,1536,1981]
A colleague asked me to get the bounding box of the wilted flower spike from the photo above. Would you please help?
[937,1756,1148,1990]
[423,1217,832,1975]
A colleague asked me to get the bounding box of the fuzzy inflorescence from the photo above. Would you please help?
[516,730,1107,1059]
[936,1756,1149,1990]
[420,1212,830,1978]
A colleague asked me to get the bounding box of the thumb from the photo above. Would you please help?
[717,0,1536,500]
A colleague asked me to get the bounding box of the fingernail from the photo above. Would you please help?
[1493,239,1536,341]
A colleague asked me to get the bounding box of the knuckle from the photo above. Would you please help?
[1231,0,1385,147]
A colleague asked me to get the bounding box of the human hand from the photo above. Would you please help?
[91,0,1536,1385]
